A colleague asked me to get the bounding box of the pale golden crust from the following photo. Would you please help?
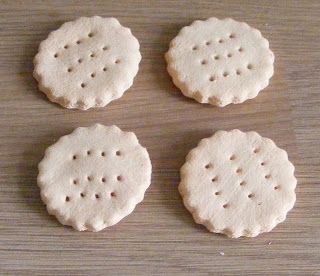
[34,16,141,110]
[38,124,152,231]
[166,18,274,107]
[179,130,296,238]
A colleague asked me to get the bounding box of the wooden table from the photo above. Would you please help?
[1,1,319,275]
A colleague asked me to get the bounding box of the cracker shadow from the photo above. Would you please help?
[150,22,196,103]
[156,128,216,233]
[151,21,225,110]
[18,128,73,228]
[18,20,66,109]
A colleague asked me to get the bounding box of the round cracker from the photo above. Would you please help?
[38,124,152,231]
[179,130,296,238]
[166,18,274,106]
[34,16,141,110]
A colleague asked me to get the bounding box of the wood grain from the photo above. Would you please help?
[0,1,319,275]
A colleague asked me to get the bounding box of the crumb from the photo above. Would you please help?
[219,251,225,256]
[268,241,272,245]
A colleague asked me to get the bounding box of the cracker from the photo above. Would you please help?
[165,18,274,106]
[37,124,152,231]
[179,130,296,238]
[34,16,141,110]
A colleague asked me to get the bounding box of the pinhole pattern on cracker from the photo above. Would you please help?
[34,16,141,110]
[38,124,152,231]
[166,18,274,106]
[179,130,296,238]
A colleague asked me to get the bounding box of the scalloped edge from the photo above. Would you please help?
[178,129,297,238]
[33,16,141,110]
[37,123,152,232]
[165,17,275,107]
